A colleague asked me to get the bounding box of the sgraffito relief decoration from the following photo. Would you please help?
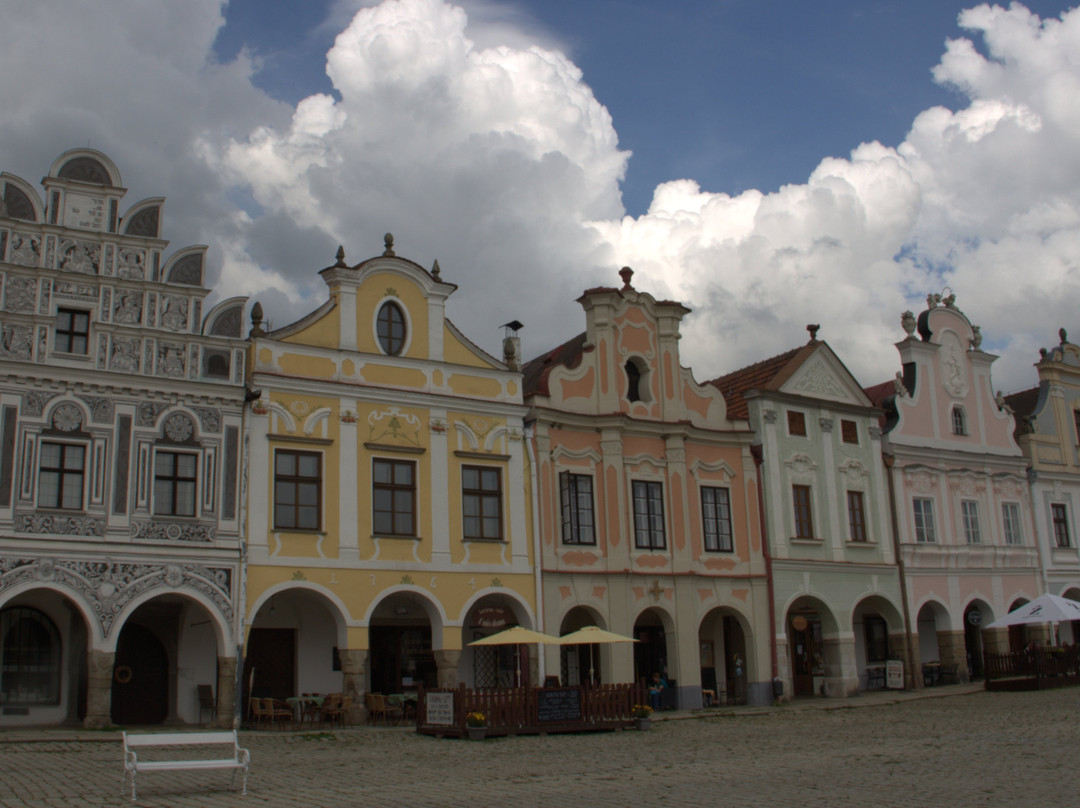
[53,281,97,302]
[24,391,59,416]
[0,324,33,359]
[58,238,100,274]
[792,359,847,400]
[0,556,233,636]
[158,342,186,377]
[137,401,169,427]
[4,276,37,312]
[193,407,221,433]
[368,407,422,446]
[131,521,216,543]
[160,296,189,331]
[163,413,195,442]
[77,396,114,423]
[117,248,147,278]
[10,232,41,267]
[51,403,83,432]
[17,513,104,536]
[110,336,141,373]
[113,290,143,324]
[38,279,51,314]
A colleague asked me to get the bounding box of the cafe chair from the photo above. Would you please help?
[264,697,294,730]
[198,684,216,723]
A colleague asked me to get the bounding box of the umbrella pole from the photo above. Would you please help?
[588,645,594,684]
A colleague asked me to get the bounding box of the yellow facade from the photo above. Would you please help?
[242,244,535,717]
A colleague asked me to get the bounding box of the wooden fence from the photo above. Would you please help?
[983,646,1080,691]
[416,681,648,737]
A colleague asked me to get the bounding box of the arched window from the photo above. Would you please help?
[1,607,61,705]
[951,406,967,436]
[377,301,406,355]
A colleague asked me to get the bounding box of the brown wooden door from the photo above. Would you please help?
[111,623,169,725]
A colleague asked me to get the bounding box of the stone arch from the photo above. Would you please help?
[121,198,163,238]
[1,174,43,222]
[782,594,842,698]
[460,590,539,688]
[698,604,753,707]
[51,149,121,187]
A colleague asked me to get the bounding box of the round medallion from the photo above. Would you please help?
[52,404,83,432]
[792,615,808,631]
[164,564,184,587]
[164,413,194,442]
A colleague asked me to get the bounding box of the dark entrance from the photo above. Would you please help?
[243,628,295,704]
[789,613,822,697]
[111,623,168,725]
[963,605,984,679]
[633,614,667,683]
[370,626,436,694]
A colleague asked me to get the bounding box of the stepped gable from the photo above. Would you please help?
[706,345,806,420]
[522,331,589,397]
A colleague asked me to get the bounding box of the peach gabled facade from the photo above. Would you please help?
[524,269,771,707]
[876,295,1040,682]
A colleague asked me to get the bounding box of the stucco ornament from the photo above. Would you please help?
[901,310,917,339]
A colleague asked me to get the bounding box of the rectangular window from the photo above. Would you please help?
[913,498,937,543]
[841,419,859,444]
[847,490,867,542]
[961,500,981,544]
[792,484,814,538]
[1051,503,1071,548]
[1002,502,1023,546]
[54,309,90,355]
[153,451,197,516]
[787,410,807,436]
[701,486,733,552]
[37,442,85,510]
[274,450,321,530]
[559,472,595,545]
[463,465,502,540]
[373,459,416,536]
[1074,410,1080,445]
[632,480,666,549]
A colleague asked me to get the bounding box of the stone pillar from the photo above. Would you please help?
[433,650,462,689]
[889,632,915,689]
[937,630,968,682]
[982,627,1010,656]
[215,657,237,729]
[83,649,115,729]
[821,637,858,697]
[339,649,368,725]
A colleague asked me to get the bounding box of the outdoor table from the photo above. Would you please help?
[287,695,325,727]
[388,693,418,720]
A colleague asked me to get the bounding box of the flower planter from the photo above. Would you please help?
[635,718,651,731]
[467,727,487,741]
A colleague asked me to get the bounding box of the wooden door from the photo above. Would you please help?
[244,628,295,701]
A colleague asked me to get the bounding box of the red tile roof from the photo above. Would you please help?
[522,332,589,398]
[706,346,806,420]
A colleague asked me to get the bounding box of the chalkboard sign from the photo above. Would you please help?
[537,688,581,723]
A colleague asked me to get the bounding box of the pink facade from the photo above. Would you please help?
[524,269,771,707]
[879,297,1040,681]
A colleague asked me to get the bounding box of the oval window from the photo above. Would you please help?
[377,301,406,355]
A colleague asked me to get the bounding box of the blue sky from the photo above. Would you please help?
[2,0,1079,392]
[212,0,1073,215]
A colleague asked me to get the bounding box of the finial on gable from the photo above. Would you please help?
[249,301,265,338]
[1060,327,1068,345]
[335,245,346,267]
[619,266,634,291]
[431,259,441,280]
[807,323,820,342]
[383,233,395,256]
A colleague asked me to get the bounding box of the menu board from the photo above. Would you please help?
[536,688,581,723]
[425,692,454,726]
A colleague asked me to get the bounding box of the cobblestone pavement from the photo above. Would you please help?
[1,686,1078,808]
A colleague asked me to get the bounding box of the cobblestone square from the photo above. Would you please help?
[1,688,1077,808]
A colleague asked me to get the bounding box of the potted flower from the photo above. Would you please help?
[632,704,652,730]
[465,711,487,740]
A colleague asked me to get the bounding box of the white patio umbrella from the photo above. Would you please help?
[557,626,638,684]
[986,593,1080,645]
[469,626,561,685]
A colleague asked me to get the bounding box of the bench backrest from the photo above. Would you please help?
[123,731,238,749]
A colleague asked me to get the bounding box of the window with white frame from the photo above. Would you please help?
[54,309,90,355]
[373,458,416,537]
[1051,503,1071,548]
[1001,502,1023,546]
[913,498,937,543]
[632,480,665,549]
[792,484,814,538]
[701,486,733,552]
[560,472,595,545]
[274,449,322,530]
[37,442,85,510]
[153,451,197,516]
[961,500,981,544]
[847,490,867,542]
[462,465,503,540]
[951,406,967,436]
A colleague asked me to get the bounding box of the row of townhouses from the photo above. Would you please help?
[1,150,1077,728]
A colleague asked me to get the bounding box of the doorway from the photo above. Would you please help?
[789,613,823,697]
[111,623,169,725]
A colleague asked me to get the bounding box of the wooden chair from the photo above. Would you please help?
[367,693,402,726]
[198,684,216,723]
[249,696,267,728]
[263,698,293,730]
[323,695,351,729]
[319,693,343,729]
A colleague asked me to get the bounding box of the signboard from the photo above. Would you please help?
[474,606,510,628]
[425,692,454,726]
[886,659,904,690]
[536,688,581,723]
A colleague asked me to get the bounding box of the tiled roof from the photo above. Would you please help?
[863,380,896,409]
[706,346,805,420]
[522,332,589,397]
[1004,386,1040,420]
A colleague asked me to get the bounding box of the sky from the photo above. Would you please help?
[2,0,1079,395]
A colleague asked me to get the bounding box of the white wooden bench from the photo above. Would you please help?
[121,730,250,801]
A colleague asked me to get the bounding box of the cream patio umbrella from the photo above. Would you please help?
[469,626,561,685]
[986,593,1080,645]
[557,626,638,684]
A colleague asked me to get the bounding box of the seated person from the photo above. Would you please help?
[648,672,667,709]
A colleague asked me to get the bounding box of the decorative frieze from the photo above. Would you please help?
[1,324,33,359]
[131,520,216,543]
[23,390,59,416]
[17,512,104,536]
